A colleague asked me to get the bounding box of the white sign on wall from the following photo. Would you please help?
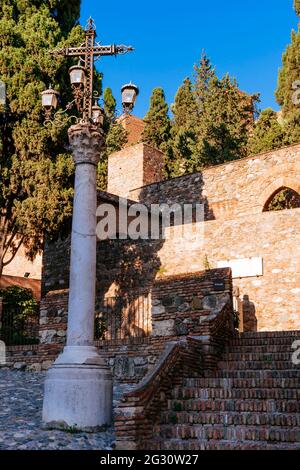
[217,257,263,279]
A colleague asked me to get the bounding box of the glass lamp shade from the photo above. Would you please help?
[121,82,139,111]
[41,89,59,109]
[69,65,86,86]
[92,104,104,126]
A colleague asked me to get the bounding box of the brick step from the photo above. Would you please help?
[161,411,300,427]
[223,352,294,361]
[230,337,300,347]
[167,398,300,413]
[183,377,300,389]
[142,438,300,451]
[171,387,300,400]
[154,424,300,443]
[240,331,300,339]
[204,369,300,379]
[217,361,299,370]
[225,345,296,353]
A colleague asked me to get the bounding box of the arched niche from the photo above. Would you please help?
[263,186,300,212]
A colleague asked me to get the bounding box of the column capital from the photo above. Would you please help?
[68,123,104,166]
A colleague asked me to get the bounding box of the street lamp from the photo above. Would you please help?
[91,100,105,126]
[41,17,133,127]
[41,88,60,121]
[41,17,134,432]
[121,82,139,114]
[69,64,86,86]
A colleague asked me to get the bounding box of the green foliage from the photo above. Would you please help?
[94,313,107,340]
[195,74,259,169]
[165,52,259,175]
[276,19,300,144]
[0,285,38,345]
[248,108,286,155]
[0,0,81,275]
[170,78,199,176]
[104,87,116,122]
[193,51,216,111]
[142,87,172,155]
[0,285,37,314]
[203,254,211,271]
[294,0,300,17]
[265,188,300,212]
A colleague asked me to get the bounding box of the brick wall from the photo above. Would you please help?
[117,114,145,147]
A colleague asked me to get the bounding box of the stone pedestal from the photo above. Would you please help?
[42,124,112,431]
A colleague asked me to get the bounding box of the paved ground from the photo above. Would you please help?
[0,370,115,450]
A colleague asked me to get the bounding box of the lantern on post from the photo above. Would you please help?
[121,82,139,114]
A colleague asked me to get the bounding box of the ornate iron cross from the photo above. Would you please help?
[50,18,134,123]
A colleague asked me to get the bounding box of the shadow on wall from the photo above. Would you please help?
[242,294,257,333]
[95,173,218,340]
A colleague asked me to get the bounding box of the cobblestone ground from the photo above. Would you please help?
[0,370,116,450]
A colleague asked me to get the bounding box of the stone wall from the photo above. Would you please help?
[107,143,165,198]
[42,143,300,334]
[153,209,300,332]
[130,143,300,219]
[38,269,233,383]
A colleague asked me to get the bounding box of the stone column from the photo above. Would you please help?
[42,123,112,431]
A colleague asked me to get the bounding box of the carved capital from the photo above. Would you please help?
[68,123,104,166]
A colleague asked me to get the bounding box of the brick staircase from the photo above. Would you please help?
[145,331,300,450]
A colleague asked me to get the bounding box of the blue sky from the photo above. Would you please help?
[81,0,298,118]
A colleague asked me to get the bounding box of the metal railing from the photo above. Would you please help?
[95,292,151,343]
[0,303,40,346]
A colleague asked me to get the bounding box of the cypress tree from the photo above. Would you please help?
[248,108,286,155]
[0,0,82,275]
[142,87,171,154]
[276,3,300,143]
[103,87,116,123]
[170,78,199,175]
[193,51,216,111]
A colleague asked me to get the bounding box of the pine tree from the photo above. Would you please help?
[193,51,216,111]
[248,108,286,155]
[142,88,171,154]
[0,0,82,276]
[195,74,258,168]
[276,5,300,144]
[170,78,199,175]
[97,87,128,190]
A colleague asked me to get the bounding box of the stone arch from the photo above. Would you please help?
[263,186,300,212]
[258,176,300,212]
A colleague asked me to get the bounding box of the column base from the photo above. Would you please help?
[42,346,112,432]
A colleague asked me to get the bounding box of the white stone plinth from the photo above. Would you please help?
[42,347,112,431]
